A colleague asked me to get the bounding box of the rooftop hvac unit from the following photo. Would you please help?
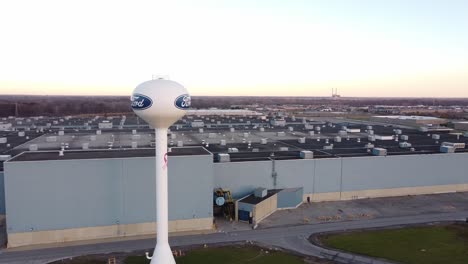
[0,137,7,143]
[325,138,329,144]
[300,150,313,159]
[177,141,184,147]
[366,125,373,130]
[419,126,429,132]
[338,130,347,136]
[277,132,285,137]
[368,135,376,142]
[0,155,11,161]
[323,145,333,150]
[90,135,96,141]
[217,121,221,125]
[132,129,137,135]
[259,127,265,132]
[309,131,315,136]
[58,130,64,136]
[365,143,374,148]
[395,129,402,135]
[252,148,259,152]
[298,137,306,143]
[261,138,268,144]
[170,133,177,139]
[288,127,294,132]
[230,127,235,132]
[279,147,289,151]
[220,139,226,146]
[401,135,409,141]
[375,135,394,141]
[131,142,138,149]
[199,128,204,133]
[18,131,25,137]
[399,142,412,148]
[228,147,239,153]
[372,148,387,156]
[82,143,89,150]
[368,130,374,135]
[217,153,230,162]
[304,124,314,130]
[243,133,249,138]
[432,134,440,140]
[131,134,141,140]
[29,144,38,151]
[315,126,321,131]
[254,188,267,198]
[334,136,342,142]
[46,136,57,142]
[341,126,347,130]
[440,145,455,153]
[208,132,217,138]
[96,130,102,135]
[441,142,465,149]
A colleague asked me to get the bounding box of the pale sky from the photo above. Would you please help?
[0,0,467,97]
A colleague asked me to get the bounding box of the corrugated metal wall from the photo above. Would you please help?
[4,155,213,234]
[277,188,303,208]
[0,172,4,215]
[214,153,468,197]
[341,154,468,191]
[4,152,468,234]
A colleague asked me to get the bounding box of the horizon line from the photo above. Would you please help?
[1,94,468,100]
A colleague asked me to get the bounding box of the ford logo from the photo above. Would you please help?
[174,94,191,110]
[131,94,153,110]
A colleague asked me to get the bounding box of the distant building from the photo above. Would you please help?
[187,109,262,116]
[0,123,12,131]
[98,121,113,129]
[270,118,286,127]
[454,121,468,131]
[191,120,205,128]
[370,115,447,126]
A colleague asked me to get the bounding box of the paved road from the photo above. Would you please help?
[0,211,467,264]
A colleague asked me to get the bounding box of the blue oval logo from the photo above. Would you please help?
[174,94,191,110]
[131,93,153,110]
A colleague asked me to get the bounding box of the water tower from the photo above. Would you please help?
[131,79,190,264]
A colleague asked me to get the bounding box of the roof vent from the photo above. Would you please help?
[254,188,267,198]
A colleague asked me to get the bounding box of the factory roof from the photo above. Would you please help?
[7,147,211,162]
[3,114,468,167]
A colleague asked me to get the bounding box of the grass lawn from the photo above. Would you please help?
[124,246,304,264]
[321,223,468,264]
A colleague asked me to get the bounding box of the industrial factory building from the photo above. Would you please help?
[4,148,468,247]
[1,114,468,248]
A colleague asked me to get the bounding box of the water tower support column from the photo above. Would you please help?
[150,127,175,264]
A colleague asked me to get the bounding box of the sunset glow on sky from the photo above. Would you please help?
[1,0,467,97]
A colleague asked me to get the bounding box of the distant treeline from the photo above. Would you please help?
[0,95,468,117]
